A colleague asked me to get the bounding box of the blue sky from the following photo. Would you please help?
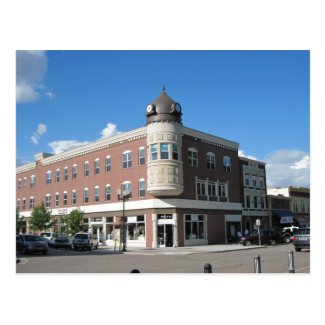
[16,50,310,188]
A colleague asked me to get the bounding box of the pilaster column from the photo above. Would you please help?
[173,213,178,247]
[152,214,157,248]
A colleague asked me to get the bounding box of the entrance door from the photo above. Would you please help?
[157,224,173,247]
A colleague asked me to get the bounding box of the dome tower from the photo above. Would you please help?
[145,87,184,196]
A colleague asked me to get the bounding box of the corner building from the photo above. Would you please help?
[16,89,244,248]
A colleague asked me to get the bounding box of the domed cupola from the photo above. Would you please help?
[146,86,182,125]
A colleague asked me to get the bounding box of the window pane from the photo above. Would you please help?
[151,144,158,161]
[160,143,169,160]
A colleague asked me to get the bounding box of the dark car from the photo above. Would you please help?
[240,229,282,246]
[291,228,310,252]
[16,234,48,255]
[53,237,73,250]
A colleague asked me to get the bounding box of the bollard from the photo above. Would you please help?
[288,251,295,273]
[130,269,140,273]
[203,263,212,273]
[254,255,261,273]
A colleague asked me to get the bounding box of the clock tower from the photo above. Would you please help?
[146,88,184,196]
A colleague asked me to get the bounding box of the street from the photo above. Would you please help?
[16,243,310,273]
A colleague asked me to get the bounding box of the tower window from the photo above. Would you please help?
[160,143,169,160]
[151,144,158,161]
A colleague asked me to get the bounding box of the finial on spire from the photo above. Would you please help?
[162,84,166,92]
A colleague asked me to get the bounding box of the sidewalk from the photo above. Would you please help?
[99,243,266,255]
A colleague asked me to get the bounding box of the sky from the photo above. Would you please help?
[16,50,310,188]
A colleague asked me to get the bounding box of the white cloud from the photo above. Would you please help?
[48,140,89,154]
[45,91,55,100]
[16,51,55,103]
[100,123,121,139]
[264,149,310,188]
[30,123,47,144]
[238,150,257,160]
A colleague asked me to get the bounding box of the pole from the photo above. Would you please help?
[254,255,261,273]
[122,196,126,252]
[203,263,212,273]
[258,225,261,246]
[288,250,295,273]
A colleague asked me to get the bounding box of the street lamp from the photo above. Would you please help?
[117,187,130,252]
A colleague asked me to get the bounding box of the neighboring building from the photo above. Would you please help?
[267,186,310,227]
[17,89,265,248]
[238,157,268,237]
[267,194,294,229]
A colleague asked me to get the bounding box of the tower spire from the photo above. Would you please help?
[162,84,166,92]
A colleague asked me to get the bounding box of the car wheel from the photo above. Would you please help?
[74,247,77,251]
[88,247,91,251]
[245,240,251,246]
[295,247,301,252]
[95,243,98,250]
[22,247,27,255]
[42,251,47,255]
[283,236,291,244]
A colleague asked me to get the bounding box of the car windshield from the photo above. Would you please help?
[40,233,51,237]
[23,235,42,241]
[74,234,88,239]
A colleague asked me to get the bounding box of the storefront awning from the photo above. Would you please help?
[272,210,295,224]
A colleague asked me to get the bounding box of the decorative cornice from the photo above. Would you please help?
[182,127,239,151]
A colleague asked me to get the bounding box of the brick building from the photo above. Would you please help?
[16,89,259,248]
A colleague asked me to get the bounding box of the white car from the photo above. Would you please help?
[73,233,99,251]
[40,232,58,247]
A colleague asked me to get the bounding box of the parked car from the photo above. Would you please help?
[16,234,48,255]
[53,236,73,250]
[40,232,58,247]
[291,228,310,252]
[240,229,282,246]
[73,233,98,251]
[272,227,295,243]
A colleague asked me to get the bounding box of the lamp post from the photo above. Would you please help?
[117,187,130,252]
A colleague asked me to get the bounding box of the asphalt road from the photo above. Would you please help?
[16,244,310,273]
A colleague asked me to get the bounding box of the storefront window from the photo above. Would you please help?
[127,215,145,240]
[185,214,205,240]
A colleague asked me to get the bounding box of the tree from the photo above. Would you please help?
[16,208,25,234]
[64,209,87,236]
[29,202,53,232]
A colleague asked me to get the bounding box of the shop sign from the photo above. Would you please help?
[280,216,293,224]
[93,217,102,222]
[127,216,137,222]
[58,209,68,215]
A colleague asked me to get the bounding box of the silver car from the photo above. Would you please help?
[73,233,98,251]
[16,234,49,255]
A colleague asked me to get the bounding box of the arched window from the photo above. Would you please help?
[139,179,145,197]
[122,150,132,168]
[188,148,198,167]
[45,194,51,208]
[46,171,52,184]
[72,190,77,205]
[94,158,100,175]
[122,181,132,198]
[138,147,145,165]
[64,167,69,181]
[84,188,89,203]
[105,184,111,201]
[94,186,100,202]
[206,152,215,169]
[223,156,231,173]
[84,161,90,176]
[106,156,111,173]
[72,164,77,179]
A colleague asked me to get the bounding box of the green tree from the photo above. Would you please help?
[64,209,87,235]
[29,202,53,232]
[16,208,25,234]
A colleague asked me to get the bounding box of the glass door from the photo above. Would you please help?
[157,224,173,247]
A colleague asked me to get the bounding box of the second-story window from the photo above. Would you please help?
[105,185,111,201]
[252,175,257,187]
[122,181,132,199]
[160,143,169,160]
[122,151,132,168]
[22,198,26,210]
[72,164,77,179]
[72,190,77,205]
[18,179,22,190]
[94,159,100,174]
[150,144,158,161]
[172,144,179,160]
[46,171,52,184]
[55,193,59,207]
[139,179,145,197]
[188,148,198,167]
[259,176,264,188]
[197,181,206,196]
[56,169,60,183]
[139,148,145,165]
[246,195,251,208]
[23,177,27,189]
[29,197,34,209]
[84,161,90,176]
[206,152,215,169]
[84,188,89,203]
[245,173,250,186]
[45,194,51,208]
[94,186,100,202]
[63,192,68,206]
